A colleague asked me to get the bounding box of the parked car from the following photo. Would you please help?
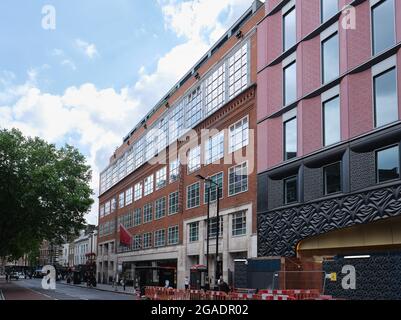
[10,272,20,280]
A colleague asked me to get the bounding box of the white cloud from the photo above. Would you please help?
[75,39,99,59]
[61,59,77,71]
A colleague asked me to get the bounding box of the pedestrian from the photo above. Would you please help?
[218,276,230,294]
[184,276,189,290]
[164,280,170,288]
[122,277,126,291]
[5,273,9,283]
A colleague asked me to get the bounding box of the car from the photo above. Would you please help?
[9,272,20,280]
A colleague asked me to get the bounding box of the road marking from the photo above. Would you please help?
[16,282,57,300]
[0,290,5,301]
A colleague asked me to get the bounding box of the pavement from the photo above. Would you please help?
[59,280,137,295]
[0,278,138,300]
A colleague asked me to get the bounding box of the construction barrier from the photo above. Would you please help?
[144,287,335,301]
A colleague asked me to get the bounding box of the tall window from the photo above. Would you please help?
[209,216,223,238]
[155,197,166,220]
[133,235,142,251]
[111,198,116,212]
[322,32,339,84]
[229,162,248,196]
[144,174,154,196]
[154,229,166,247]
[143,233,152,249]
[284,61,297,105]
[105,201,110,216]
[169,159,180,183]
[284,176,298,204]
[229,116,249,153]
[169,191,179,215]
[168,226,179,245]
[228,43,248,99]
[188,146,201,173]
[321,0,338,23]
[232,211,247,236]
[205,64,225,116]
[118,192,125,208]
[374,68,398,128]
[143,203,153,223]
[323,96,341,146]
[376,146,400,183]
[186,87,202,128]
[283,6,296,51]
[134,208,142,226]
[372,0,395,55]
[284,117,297,160]
[189,222,199,242]
[204,172,223,203]
[156,167,167,190]
[126,148,134,174]
[324,162,342,195]
[99,204,105,218]
[205,132,224,165]
[169,100,185,144]
[134,138,144,170]
[187,182,200,209]
[134,182,142,201]
[125,187,133,206]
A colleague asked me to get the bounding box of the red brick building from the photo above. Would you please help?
[97,1,265,289]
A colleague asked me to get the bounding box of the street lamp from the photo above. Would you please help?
[196,174,221,291]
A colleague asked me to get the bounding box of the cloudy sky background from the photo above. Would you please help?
[0,0,260,225]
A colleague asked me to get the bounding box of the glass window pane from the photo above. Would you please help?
[321,0,338,23]
[284,117,297,160]
[324,162,342,195]
[284,177,298,204]
[284,62,297,105]
[323,96,341,146]
[322,33,339,84]
[283,7,296,51]
[372,0,395,55]
[374,68,398,128]
[377,146,400,183]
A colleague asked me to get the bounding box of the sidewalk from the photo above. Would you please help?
[0,279,52,300]
[59,280,137,296]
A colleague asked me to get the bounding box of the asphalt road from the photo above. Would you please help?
[8,278,136,300]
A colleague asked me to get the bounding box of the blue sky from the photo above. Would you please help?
[0,0,258,224]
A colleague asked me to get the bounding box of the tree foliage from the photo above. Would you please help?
[0,128,94,259]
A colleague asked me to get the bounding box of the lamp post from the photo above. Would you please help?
[196,174,221,291]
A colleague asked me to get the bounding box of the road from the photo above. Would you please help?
[1,278,136,300]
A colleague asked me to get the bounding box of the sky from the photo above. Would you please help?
[0,0,260,225]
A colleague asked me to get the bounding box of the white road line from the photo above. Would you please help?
[0,289,5,301]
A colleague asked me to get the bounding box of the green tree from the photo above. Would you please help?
[0,128,94,259]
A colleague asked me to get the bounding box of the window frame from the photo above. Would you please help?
[284,175,298,205]
[323,162,342,196]
[375,144,401,184]
[228,162,249,197]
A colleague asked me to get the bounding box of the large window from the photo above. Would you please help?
[209,216,223,238]
[134,182,143,201]
[284,117,297,160]
[111,198,116,213]
[168,226,179,245]
[134,208,142,226]
[186,87,202,128]
[189,222,199,242]
[155,197,166,220]
[143,233,152,249]
[134,138,144,170]
[105,201,110,216]
[99,204,105,218]
[205,132,224,165]
[283,6,296,51]
[126,148,134,174]
[205,64,225,116]
[143,203,153,223]
[156,167,167,190]
[284,176,298,204]
[133,235,142,251]
[169,159,180,183]
[204,172,223,203]
[169,191,179,215]
[169,100,185,144]
[144,174,154,196]
[374,68,398,128]
[376,146,400,183]
[155,229,166,247]
[118,192,125,208]
[324,162,342,195]
[229,162,248,196]
[125,187,133,206]
[322,32,339,84]
[284,61,297,105]
[321,0,338,23]
[228,43,248,99]
[229,116,249,153]
[372,0,395,55]
[323,96,341,146]
[187,182,200,209]
[232,211,247,236]
[188,146,201,173]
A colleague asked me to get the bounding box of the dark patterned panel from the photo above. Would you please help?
[258,184,401,257]
[323,254,401,300]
